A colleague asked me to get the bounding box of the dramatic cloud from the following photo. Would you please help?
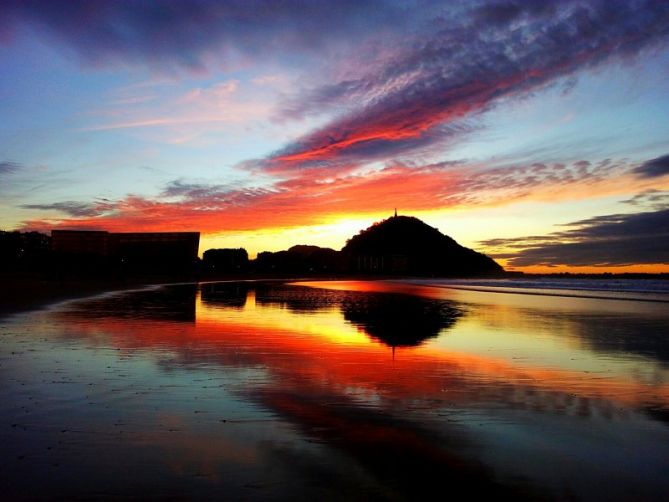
[5,1,669,171]
[480,208,669,267]
[634,154,669,178]
[266,0,669,171]
[439,158,630,206]
[21,156,634,235]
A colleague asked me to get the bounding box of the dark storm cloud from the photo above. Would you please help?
[480,208,669,267]
[22,201,116,217]
[633,154,669,178]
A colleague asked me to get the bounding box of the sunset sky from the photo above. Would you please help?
[1,0,668,273]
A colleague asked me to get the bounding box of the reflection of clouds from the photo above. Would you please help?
[128,413,263,485]
[55,282,669,412]
[565,313,669,368]
[466,300,669,367]
[42,281,669,496]
[253,382,525,499]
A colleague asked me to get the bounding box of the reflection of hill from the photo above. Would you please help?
[255,384,525,499]
[200,282,248,309]
[342,294,463,347]
[211,283,464,347]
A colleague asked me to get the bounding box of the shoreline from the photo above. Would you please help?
[411,282,669,304]
[0,273,343,320]
[0,272,413,320]
[3,272,668,321]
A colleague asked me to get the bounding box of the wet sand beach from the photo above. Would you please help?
[0,276,136,320]
[1,279,668,500]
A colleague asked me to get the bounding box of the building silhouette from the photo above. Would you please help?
[51,230,199,273]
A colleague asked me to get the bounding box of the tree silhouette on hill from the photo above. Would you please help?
[342,215,503,276]
[202,248,248,272]
[255,244,342,273]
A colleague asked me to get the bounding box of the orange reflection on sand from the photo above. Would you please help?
[57,286,669,418]
[197,289,373,347]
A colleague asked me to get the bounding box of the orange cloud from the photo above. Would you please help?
[22,157,658,241]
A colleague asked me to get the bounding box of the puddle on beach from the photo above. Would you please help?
[1,280,668,499]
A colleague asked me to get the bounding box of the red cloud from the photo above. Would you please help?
[23,166,458,233]
[266,2,669,171]
[21,158,643,237]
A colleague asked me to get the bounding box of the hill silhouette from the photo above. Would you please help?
[342,215,503,276]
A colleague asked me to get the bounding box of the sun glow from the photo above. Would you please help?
[200,213,389,258]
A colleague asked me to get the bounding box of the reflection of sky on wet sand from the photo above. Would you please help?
[1,281,668,499]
